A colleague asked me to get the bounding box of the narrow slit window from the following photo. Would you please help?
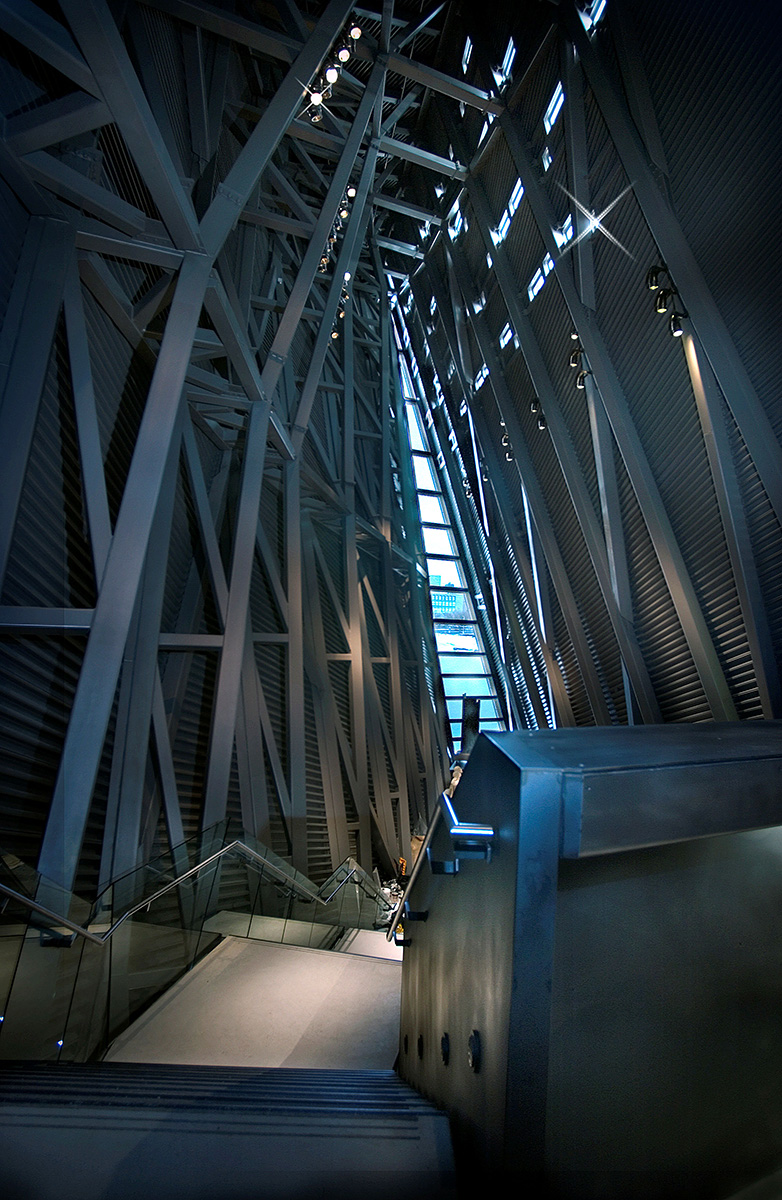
[544,81,565,133]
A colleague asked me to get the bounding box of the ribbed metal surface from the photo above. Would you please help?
[3,315,95,607]
[630,0,782,439]
[0,180,29,330]
[0,635,85,860]
[0,1061,437,1115]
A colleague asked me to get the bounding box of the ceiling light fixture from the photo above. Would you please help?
[325,65,339,85]
[569,347,581,368]
[349,24,362,39]
[646,264,667,291]
[347,186,357,199]
[337,45,350,62]
[655,288,673,314]
[576,370,589,389]
[669,310,688,337]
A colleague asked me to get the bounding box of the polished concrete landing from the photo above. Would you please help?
[104,935,401,1069]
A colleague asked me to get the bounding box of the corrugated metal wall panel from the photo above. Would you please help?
[0,635,84,863]
[0,180,30,331]
[627,0,782,440]
[3,314,95,608]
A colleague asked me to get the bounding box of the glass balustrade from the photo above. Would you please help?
[0,825,394,1061]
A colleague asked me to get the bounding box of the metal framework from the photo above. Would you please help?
[0,0,779,904]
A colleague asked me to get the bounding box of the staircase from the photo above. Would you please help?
[0,1061,456,1199]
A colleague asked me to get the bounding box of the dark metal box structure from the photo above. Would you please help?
[397,722,782,1198]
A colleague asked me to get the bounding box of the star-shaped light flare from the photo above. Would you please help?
[556,181,636,260]
[297,77,338,122]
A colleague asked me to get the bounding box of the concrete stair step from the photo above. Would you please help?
[0,1061,455,1200]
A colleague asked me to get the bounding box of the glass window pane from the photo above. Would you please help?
[431,588,473,619]
[412,454,439,491]
[439,654,490,675]
[405,402,427,452]
[480,720,505,731]
[435,626,481,653]
[446,700,464,720]
[479,698,504,719]
[442,675,496,698]
[423,527,458,557]
[427,558,467,588]
[418,494,449,525]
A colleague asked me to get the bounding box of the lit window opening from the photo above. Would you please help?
[474,362,489,390]
[508,178,524,215]
[544,81,565,133]
[429,295,437,315]
[553,213,574,248]
[478,112,496,144]
[486,252,493,269]
[448,202,465,241]
[542,146,553,172]
[462,36,473,74]
[579,0,607,31]
[499,322,514,349]
[528,268,545,302]
[472,292,486,314]
[492,37,516,89]
[543,251,554,275]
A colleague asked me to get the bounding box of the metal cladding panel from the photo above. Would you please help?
[0,180,30,330]
[3,315,95,608]
[577,76,757,720]
[83,290,152,528]
[0,635,85,860]
[611,435,712,723]
[400,726,782,1185]
[482,722,782,855]
[627,0,782,440]
[138,5,192,175]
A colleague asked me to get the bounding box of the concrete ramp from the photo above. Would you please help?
[104,935,401,1070]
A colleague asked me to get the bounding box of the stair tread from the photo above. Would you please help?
[0,1063,435,1116]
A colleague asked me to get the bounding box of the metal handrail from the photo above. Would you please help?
[385,788,495,941]
[0,841,387,947]
[385,798,444,941]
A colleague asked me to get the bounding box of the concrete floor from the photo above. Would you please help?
[104,935,402,1069]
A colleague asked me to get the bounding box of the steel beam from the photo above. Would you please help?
[682,332,782,718]
[5,93,112,156]
[62,255,112,583]
[291,137,380,450]
[202,399,272,828]
[441,102,658,721]
[261,60,387,408]
[285,458,307,870]
[0,218,71,595]
[372,191,441,225]
[385,53,503,115]
[59,0,202,251]
[499,107,737,722]
[199,0,355,259]
[377,135,467,179]
[428,253,611,724]
[562,5,782,533]
[38,251,213,890]
[0,0,102,98]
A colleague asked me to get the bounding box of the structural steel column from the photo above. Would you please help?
[39,252,212,889]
